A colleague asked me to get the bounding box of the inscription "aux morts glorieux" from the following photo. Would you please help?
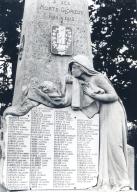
[39,5,83,15]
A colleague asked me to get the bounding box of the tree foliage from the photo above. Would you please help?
[0,0,24,114]
[89,0,137,123]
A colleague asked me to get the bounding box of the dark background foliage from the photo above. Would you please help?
[0,0,137,187]
[89,0,137,123]
[0,0,24,113]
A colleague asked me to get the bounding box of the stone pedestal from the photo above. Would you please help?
[0,106,135,191]
[0,185,8,192]
[128,145,135,189]
[1,105,99,191]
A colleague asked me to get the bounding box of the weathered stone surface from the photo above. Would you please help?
[13,0,93,106]
[2,107,135,192]
[127,145,135,189]
[2,105,99,191]
[0,187,136,192]
[0,185,8,192]
[1,0,136,191]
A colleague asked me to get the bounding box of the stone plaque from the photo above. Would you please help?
[2,105,99,191]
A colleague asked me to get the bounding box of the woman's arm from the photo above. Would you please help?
[90,92,118,102]
[84,75,118,103]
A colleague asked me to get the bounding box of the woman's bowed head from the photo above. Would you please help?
[67,55,105,96]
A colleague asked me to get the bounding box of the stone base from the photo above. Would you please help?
[0,187,136,192]
[0,185,9,192]
[0,106,135,191]
[0,106,99,191]
[128,145,135,189]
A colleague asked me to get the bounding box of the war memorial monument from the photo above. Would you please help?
[0,0,135,191]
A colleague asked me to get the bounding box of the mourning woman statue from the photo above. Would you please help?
[66,55,131,191]
[34,54,130,191]
[4,54,131,191]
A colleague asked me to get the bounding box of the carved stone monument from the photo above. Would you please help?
[0,0,99,191]
[0,0,135,192]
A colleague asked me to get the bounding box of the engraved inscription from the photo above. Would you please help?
[61,1,71,6]
[39,5,83,15]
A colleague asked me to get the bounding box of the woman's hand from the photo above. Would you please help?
[65,74,73,83]
[83,86,96,98]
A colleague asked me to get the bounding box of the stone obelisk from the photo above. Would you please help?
[13,0,93,106]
